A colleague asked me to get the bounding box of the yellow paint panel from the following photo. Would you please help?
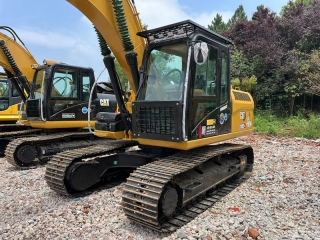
[230,90,254,133]
[137,129,253,150]
[206,119,215,125]
[0,103,21,122]
[94,130,125,139]
[0,115,19,121]
[29,120,96,129]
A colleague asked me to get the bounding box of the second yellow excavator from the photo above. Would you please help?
[0,27,117,168]
[0,72,22,123]
[44,0,255,232]
[0,27,36,126]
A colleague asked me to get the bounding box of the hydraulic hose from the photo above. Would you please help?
[0,41,31,101]
[111,0,140,92]
[111,0,134,52]
[0,40,23,76]
[94,26,111,57]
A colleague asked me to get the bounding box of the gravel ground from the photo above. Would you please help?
[0,134,319,240]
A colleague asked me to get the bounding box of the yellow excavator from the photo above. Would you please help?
[45,0,254,232]
[0,26,39,155]
[0,27,117,168]
[0,71,22,123]
[0,28,36,125]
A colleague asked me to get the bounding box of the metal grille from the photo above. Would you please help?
[232,91,251,102]
[26,99,40,117]
[136,106,176,135]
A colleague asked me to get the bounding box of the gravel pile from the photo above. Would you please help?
[0,134,319,240]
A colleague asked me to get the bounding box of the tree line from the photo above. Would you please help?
[113,0,319,116]
[209,0,319,115]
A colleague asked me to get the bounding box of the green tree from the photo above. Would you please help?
[228,5,247,27]
[231,76,257,95]
[252,5,268,20]
[112,59,130,91]
[241,76,257,94]
[208,13,229,33]
[230,48,254,80]
[299,49,320,96]
[281,0,311,15]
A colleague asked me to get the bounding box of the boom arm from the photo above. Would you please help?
[0,29,38,102]
[0,31,37,81]
[67,0,146,93]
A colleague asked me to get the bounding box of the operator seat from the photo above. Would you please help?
[193,89,205,96]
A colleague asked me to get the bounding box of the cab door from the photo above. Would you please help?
[189,39,231,139]
[216,46,231,135]
[48,66,82,121]
[9,81,22,106]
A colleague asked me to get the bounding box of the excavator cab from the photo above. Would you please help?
[0,75,21,122]
[0,78,10,110]
[25,61,99,125]
[133,20,233,143]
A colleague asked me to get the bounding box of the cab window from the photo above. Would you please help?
[12,85,19,97]
[190,44,218,129]
[194,45,218,96]
[221,51,229,103]
[0,81,9,97]
[82,72,91,101]
[51,69,77,98]
[0,81,9,111]
[33,69,46,99]
[138,42,188,101]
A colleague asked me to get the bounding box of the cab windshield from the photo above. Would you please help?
[138,42,188,101]
[0,80,9,98]
[0,80,9,111]
[31,69,46,99]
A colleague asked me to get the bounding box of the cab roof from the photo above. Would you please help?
[137,19,233,45]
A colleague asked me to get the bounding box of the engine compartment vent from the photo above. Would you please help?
[232,91,251,102]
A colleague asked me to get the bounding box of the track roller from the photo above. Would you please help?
[160,186,178,218]
[14,144,37,167]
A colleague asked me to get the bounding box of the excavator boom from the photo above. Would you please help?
[0,31,37,81]
[0,29,38,122]
[67,0,146,93]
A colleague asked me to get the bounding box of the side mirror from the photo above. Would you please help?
[194,42,208,65]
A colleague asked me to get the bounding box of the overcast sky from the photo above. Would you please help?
[0,0,289,81]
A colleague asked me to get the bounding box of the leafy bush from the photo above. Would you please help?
[254,111,320,139]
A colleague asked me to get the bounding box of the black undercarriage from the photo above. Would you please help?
[45,141,253,232]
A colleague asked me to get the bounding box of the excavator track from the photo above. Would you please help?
[45,140,138,197]
[0,124,30,131]
[125,175,249,233]
[122,143,253,232]
[0,128,41,137]
[4,132,106,168]
[0,128,42,155]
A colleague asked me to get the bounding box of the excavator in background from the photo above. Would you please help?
[0,27,40,156]
[44,0,255,232]
[0,72,22,123]
[0,28,36,127]
[0,26,117,168]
